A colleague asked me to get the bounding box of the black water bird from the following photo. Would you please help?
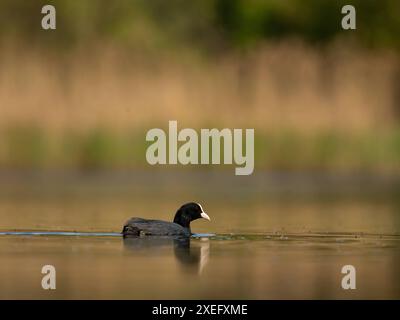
[122,202,210,237]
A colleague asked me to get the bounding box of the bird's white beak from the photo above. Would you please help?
[200,212,211,221]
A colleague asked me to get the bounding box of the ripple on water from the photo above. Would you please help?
[0,230,399,244]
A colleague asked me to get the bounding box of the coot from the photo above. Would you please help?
[122,202,210,237]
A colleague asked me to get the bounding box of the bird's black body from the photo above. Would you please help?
[122,202,210,237]
[122,218,191,237]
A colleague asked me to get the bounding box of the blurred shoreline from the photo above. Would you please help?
[1,169,399,197]
[0,126,399,173]
[0,42,399,173]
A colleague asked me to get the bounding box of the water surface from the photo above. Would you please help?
[0,171,399,299]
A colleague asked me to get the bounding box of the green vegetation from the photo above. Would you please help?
[1,127,399,173]
[0,0,400,51]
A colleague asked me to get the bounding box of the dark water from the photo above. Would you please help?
[0,171,399,299]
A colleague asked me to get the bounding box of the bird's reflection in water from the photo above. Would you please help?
[123,236,210,275]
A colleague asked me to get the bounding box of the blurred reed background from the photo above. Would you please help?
[0,0,399,173]
[2,2,400,300]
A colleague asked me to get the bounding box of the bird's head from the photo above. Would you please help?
[173,202,210,229]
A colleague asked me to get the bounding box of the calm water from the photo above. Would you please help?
[0,171,399,299]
